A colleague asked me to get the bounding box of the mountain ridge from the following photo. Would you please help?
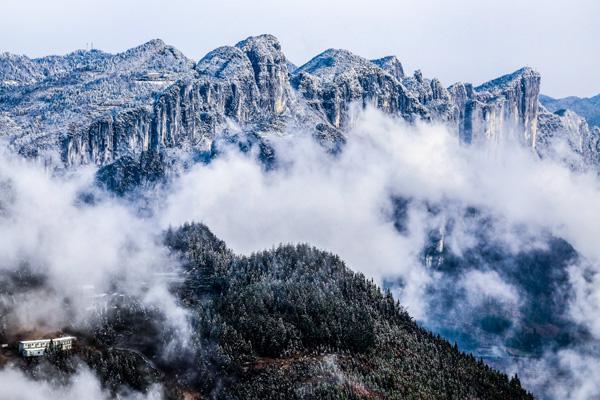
[1,34,598,194]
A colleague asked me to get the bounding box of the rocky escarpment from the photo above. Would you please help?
[3,33,597,191]
[63,35,344,173]
[65,36,440,171]
[148,35,298,152]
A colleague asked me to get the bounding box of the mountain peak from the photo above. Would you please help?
[120,38,170,58]
[294,48,378,80]
[196,45,251,78]
[475,66,539,92]
[233,34,291,114]
[138,38,167,50]
[0,53,45,85]
[234,33,287,70]
[235,34,282,52]
[371,55,405,80]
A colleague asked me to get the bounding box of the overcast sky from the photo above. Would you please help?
[1,0,598,97]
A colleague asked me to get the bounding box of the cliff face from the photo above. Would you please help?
[64,109,154,166]
[149,34,297,150]
[62,35,312,170]
[449,68,541,146]
[3,34,596,190]
[236,35,293,115]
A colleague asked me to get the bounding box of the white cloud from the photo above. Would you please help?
[0,366,162,400]
[160,109,600,318]
[567,263,600,338]
[518,347,600,400]
[462,270,520,306]
[0,148,190,346]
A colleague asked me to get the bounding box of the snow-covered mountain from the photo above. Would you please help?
[1,34,598,190]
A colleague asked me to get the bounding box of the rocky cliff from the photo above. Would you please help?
[449,67,541,146]
[0,38,195,166]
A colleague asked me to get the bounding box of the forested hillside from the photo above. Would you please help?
[161,223,532,399]
[0,222,533,399]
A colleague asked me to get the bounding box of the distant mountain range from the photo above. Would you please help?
[1,34,598,193]
[540,93,600,127]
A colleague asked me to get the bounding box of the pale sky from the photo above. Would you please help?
[1,0,598,98]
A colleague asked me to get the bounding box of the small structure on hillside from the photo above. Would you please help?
[18,336,76,357]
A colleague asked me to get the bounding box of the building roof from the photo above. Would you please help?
[18,336,76,344]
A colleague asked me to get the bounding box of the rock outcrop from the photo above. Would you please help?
[0,38,195,166]
[402,70,455,121]
[235,34,292,115]
[63,34,339,174]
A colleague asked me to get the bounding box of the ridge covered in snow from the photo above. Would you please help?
[0,34,598,192]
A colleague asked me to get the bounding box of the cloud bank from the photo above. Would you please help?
[0,147,190,346]
[0,366,162,400]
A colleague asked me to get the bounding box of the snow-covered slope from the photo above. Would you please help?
[291,48,429,128]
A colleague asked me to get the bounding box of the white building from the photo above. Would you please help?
[18,336,76,357]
